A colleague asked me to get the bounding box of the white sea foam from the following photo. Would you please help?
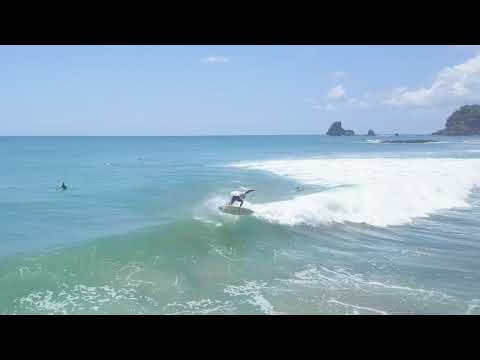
[196,195,251,224]
[230,158,480,227]
[328,299,389,315]
[466,299,480,315]
[224,281,285,315]
[279,265,455,308]
[14,284,140,314]
[164,298,233,315]
[193,216,223,228]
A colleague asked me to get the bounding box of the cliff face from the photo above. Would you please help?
[433,105,480,135]
[326,121,355,136]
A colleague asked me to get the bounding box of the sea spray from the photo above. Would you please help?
[231,158,480,227]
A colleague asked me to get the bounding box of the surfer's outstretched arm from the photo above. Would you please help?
[244,189,255,195]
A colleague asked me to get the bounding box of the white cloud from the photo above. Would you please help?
[348,97,370,109]
[325,104,336,111]
[385,54,480,107]
[308,84,371,111]
[201,56,230,64]
[312,104,336,112]
[327,84,346,99]
[332,71,347,79]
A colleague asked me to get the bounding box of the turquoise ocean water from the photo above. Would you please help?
[1,135,480,314]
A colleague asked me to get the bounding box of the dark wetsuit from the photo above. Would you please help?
[229,195,243,207]
[229,189,255,207]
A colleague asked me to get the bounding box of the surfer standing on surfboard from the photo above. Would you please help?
[229,189,255,207]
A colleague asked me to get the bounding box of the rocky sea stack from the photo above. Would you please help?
[326,121,355,136]
[433,105,480,136]
[367,129,376,136]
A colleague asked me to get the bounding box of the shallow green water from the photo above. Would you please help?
[1,135,480,314]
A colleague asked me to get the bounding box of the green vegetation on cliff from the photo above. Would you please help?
[433,105,480,136]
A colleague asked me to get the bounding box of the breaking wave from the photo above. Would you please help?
[230,158,480,227]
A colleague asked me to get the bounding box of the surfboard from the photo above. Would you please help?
[219,205,254,215]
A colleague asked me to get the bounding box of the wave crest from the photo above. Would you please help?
[231,158,480,227]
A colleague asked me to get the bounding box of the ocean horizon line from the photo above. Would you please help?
[0,133,436,137]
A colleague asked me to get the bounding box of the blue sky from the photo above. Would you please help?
[1,45,480,135]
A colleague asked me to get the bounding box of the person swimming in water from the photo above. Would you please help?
[57,181,67,191]
[229,189,255,207]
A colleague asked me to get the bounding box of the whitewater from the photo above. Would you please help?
[231,158,480,227]
[1,135,480,314]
